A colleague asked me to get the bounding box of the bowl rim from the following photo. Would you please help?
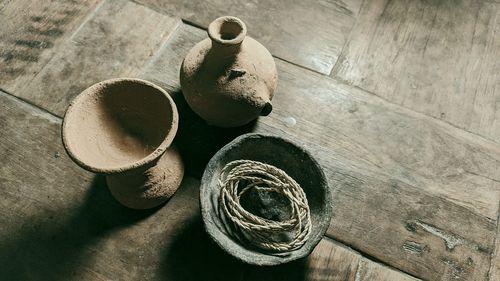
[61,78,178,174]
[200,133,333,265]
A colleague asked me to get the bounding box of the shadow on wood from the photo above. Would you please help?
[158,214,309,281]
[0,175,161,280]
[171,89,257,177]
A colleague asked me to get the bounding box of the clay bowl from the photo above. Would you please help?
[62,78,184,209]
[200,133,332,265]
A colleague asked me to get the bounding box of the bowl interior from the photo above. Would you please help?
[201,134,332,265]
[63,79,176,172]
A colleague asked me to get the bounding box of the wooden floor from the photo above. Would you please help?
[1,0,499,280]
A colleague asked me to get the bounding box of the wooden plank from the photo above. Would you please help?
[140,23,500,280]
[0,0,102,92]
[0,90,418,280]
[355,259,418,281]
[323,169,494,280]
[242,239,361,281]
[134,0,363,75]
[9,0,179,117]
[303,239,361,281]
[333,0,500,143]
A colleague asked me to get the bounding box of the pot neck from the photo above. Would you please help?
[207,16,247,57]
[210,41,243,57]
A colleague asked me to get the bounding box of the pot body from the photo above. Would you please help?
[180,17,278,127]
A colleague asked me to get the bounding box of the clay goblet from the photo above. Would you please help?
[62,78,184,209]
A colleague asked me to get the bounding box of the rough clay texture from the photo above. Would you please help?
[180,16,278,128]
[107,146,184,209]
[200,133,332,265]
[62,78,184,209]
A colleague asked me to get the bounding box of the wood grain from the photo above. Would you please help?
[303,239,361,281]
[134,0,362,75]
[141,23,500,280]
[323,169,494,280]
[0,0,101,92]
[333,0,500,143]
[355,259,419,281]
[9,0,179,117]
[307,239,420,281]
[0,90,418,280]
[243,238,420,281]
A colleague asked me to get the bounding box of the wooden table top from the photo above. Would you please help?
[1,0,499,280]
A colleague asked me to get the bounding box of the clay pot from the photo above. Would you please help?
[62,78,184,209]
[200,133,332,265]
[180,16,278,128]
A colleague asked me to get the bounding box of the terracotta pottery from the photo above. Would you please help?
[200,133,332,265]
[180,16,278,128]
[62,78,184,209]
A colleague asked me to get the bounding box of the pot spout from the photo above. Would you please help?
[260,100,273,116]
[255,85,273,116]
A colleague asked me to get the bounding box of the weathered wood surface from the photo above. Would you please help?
[2,0,179,117]
[0,90,417,280]
[333,0,500,143]
[141,23,500,280]
[355,258,419,281]
[304,238,419,281]
[134,0,362,75]
[1,0,500,280]
[0,0,101,93]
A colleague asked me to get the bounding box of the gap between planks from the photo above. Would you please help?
[0,87,61,121]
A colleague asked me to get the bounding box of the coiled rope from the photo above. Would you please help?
[218,160,311,253]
